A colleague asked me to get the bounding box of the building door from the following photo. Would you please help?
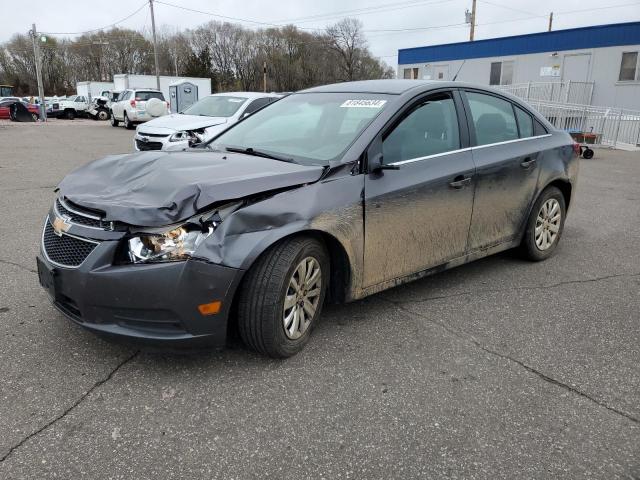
[562,53,591,82]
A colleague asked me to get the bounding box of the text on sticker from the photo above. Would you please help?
[340,100,387,108]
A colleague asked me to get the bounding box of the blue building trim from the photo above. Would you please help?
[398,21,640,65]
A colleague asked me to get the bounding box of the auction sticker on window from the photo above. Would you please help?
[340,99,387,108]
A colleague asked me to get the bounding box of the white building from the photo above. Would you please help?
[397,21,640,110]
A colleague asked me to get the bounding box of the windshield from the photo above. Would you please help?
[65,96,77,102]
[182,95,247,117]
[211,92,390,165]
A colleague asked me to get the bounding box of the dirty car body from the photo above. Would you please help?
[37,80,578,354]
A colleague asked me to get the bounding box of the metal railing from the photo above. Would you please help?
[526,100,640,149]
[497,81,594,106]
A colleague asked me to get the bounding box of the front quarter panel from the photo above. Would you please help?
[196,165,365,301]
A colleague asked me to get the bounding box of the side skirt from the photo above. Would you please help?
[351,238,521,300]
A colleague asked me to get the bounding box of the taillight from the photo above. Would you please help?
[130,99,136,108]
[572,142,581,156]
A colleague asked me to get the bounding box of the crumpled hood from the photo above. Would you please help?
[57,151,324,226]
[139,113,227,132]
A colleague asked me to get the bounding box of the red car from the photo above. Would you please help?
[0,99,40,120]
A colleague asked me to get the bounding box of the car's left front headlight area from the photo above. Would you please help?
[128,225,214,263]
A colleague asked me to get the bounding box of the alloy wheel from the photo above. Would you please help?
[283,256,322,340]
[535,198,561,251]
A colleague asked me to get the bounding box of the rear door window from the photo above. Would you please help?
[514,105,534,138]
[465,91,518,146]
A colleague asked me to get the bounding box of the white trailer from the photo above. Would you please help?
[76,81,115,101]
[113,74,211,104]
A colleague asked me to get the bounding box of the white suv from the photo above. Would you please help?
[134,92,281,151]
[110,89,168,129]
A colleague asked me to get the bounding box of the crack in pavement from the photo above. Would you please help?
[384,272,640,305]
[380,296,640,426]
[0,258,37,274]
[0,350,140,463]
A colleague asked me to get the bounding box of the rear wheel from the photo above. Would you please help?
[582,148,594,159]
[124,112,134,130]
[520,186,566,261]
[31,113,38,121]
[237,236,329,358]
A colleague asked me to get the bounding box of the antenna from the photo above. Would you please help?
[452,60,466,81]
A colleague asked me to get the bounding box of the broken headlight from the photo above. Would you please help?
[169,130,204,146]
[128,225,213,263]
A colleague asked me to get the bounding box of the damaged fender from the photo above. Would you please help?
[198,163,365,301]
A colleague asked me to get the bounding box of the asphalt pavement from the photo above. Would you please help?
[0,120,638,479]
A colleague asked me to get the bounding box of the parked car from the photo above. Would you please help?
[52,95,90,119]
[37,80,579,357]
[0,99,39,120]
[110,89,168,129]
[134,92,281,151]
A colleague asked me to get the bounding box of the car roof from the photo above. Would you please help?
[300,80,445,94]
[299,79,517,96]
[206,91,281,99]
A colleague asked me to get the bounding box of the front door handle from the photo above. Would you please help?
[449,175,472,189]
[520,157,537,168]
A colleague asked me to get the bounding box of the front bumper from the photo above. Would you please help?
[134,131,185,151]
[37,230,243,348]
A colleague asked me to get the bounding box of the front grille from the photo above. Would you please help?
[136,139,163,151]
[56,198,103,228]
[137,132,169,138]
[43,219,100,267]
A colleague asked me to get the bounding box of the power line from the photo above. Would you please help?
[270,0,455,25]
[153,0,321,30]
[40,1,149,35]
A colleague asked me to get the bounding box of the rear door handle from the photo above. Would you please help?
[520,157,537,168]
[449,175,472,189]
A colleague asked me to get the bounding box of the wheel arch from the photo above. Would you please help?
[544,178,573,210]
[237,229,353,305]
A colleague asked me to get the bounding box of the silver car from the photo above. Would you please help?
[134,92,281,151]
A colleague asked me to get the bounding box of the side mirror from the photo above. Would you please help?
[369,153,400,173]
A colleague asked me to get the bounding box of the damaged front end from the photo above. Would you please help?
[126,202,241,263]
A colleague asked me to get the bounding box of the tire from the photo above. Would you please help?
[237,236,329,358]
[97,109,109,121]
[124,112,134,130]
[110,114,119,127]
[520,186,566,261]
[582,148,594,159]
[65,109,75,120]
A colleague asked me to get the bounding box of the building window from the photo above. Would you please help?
[489,61,514,85]
[619,52,638,81]
[403,67,420,79]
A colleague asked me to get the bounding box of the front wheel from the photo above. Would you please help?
[520,186,566,261]
[65,109,75,120]
[237,236,329,358]
[97,109,109,121]
[110,114,119,127]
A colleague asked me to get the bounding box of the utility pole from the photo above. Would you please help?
[149,0,161,90]
[548,12,553,32]
[469,0,476,41]
[263,61,267,93]
[92,40,109,81]
[30,24,46,121]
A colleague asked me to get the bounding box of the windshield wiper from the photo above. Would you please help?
[225,146,297,164]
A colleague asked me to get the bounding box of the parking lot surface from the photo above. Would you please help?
[0,120,638,479]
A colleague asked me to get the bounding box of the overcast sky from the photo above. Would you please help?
[3,0,639,69]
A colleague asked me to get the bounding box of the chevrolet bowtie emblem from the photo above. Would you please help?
[52,214,71,236]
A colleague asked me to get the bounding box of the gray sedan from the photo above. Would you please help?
[37,80,578,357]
